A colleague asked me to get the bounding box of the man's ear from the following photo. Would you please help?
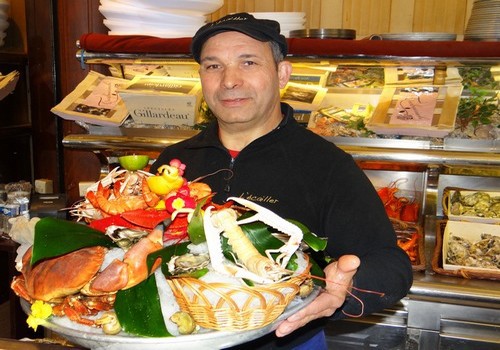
[277,61,293,89]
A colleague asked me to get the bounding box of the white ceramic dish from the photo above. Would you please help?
[108,30,197,38]
[21,287,319,350]
[113,0,224,15]
[99,4,207,25]
[103,18,202,31]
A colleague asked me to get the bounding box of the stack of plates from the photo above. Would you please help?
[369,32,456,41]
[250,12,306,38]
[99,0,224,38]
[464,0,499,41]
[289,28,356,40]
[0,0,9,47]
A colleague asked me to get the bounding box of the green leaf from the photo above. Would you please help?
[308,255,327,287]
[31,217,116,265]
[146,241,190,276]
[114,274,171,337]
[187,197,210,244]
[288,219,328,252]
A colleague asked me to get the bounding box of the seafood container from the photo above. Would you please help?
[442,220,500,275]
[442,188,500,224]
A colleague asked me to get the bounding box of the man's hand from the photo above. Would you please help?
[275,254,360,337]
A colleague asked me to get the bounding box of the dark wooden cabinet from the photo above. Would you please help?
[0,53,33,185]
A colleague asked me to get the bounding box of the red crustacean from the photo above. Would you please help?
[89,209,170,233]
[397,232,419,262]
[11,228,164,327]
[376,178,420,223]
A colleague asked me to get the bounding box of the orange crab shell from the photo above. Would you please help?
[19,246,107,302]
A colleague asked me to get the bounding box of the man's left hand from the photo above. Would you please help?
[275,254,360,337]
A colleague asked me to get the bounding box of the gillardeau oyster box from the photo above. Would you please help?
[118,76,202,126]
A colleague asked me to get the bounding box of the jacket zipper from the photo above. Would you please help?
[224,157,235,193]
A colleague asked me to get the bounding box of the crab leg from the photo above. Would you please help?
[228,197,303,268]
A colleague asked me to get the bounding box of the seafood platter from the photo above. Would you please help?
[442,188,500,224]
[8,157,328,349]
[439,220,499,279]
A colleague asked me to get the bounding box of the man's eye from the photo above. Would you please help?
[204,64,220,70]
[243,61,256,66]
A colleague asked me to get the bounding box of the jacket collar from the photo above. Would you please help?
[191,102,295,148]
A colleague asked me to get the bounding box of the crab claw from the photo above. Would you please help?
[228,197,303,268]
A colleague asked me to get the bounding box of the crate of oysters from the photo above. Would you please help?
[437,220,500,280]
[442,187,500,224]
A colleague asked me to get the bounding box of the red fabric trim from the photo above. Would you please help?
[79,33,192,54]
[228,149,240,158]
[78,33,499,58]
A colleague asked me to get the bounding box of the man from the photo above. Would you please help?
[151,12,413,349]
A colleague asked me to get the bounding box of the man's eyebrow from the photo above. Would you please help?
[200,53,260,64]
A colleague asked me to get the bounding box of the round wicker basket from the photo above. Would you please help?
[167,266,311,331]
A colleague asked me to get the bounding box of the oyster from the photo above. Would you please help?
[448,191,500,219]
[446,233,500,269]
[167,253,210,275]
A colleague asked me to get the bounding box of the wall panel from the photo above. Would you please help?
[212,0,474,38]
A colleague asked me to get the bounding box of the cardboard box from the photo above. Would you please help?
[366,85,463,137]
[118,76,202,126]
[442,220,500,273]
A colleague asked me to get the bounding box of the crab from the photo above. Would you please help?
[11,227,164,327]
[203,197,304,285]
[11,245,116,326]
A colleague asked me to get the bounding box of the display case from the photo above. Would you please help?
[60,36,499,349]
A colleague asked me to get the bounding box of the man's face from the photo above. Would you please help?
[198,31,290,131]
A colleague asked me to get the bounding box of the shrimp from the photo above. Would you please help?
[204,207,291,284]
[87,182,148,216]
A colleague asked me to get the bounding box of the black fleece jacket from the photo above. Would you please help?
[151,103,413,348]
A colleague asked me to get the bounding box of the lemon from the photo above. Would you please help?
[118,155,149,171]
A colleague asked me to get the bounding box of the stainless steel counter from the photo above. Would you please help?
[62,131,500,349]
[326,215,500,349]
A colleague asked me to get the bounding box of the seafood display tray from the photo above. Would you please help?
[432,221,500,280]
[20,288,320,350]
[442,188,500,225]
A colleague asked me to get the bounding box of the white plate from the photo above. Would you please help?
[113,0,224,15]
[108,30,197,38]
[250,12,306,19]
[99,4,207,25]
[21,287,319,350]
[103,18,202,31]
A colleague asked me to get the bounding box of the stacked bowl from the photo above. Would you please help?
[0,0,9,47]
[249,12,306,38]
[99,0,224,38]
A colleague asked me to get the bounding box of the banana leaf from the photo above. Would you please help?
[289,219,328,252]
[114,274,171,337]
[146,241,190,276]
[31,217,116,265]
[187,197,210,244]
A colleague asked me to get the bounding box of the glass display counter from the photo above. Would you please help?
[61,36,499,349]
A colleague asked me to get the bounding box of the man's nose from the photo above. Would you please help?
[221,66,241,89]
